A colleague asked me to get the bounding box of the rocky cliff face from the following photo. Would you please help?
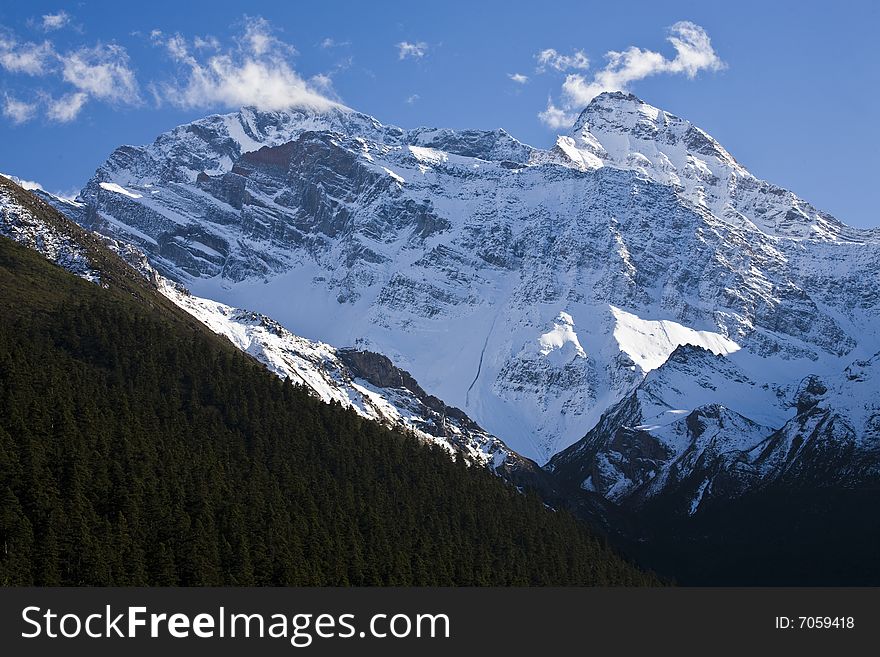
[2,175,533,479]
[548,343,880,515]
[67,93,880,486]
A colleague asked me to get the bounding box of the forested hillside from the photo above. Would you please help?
[0,236,655,586]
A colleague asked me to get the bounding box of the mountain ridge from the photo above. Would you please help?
[1,174,536,478]
[66,91,880,468]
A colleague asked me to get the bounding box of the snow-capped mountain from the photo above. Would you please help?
[547,342,880,515]
[559,93,859,241]
[0,174,530,477]
[73,92,880,476]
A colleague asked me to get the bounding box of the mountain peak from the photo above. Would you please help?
[570,91,691,145]
[568,90,740,169]
[552,92,865,242]
[570,91,649,132]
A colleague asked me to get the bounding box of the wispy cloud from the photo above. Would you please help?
[3,15,337,124]
[535,101,571,130]
[539,21,725,128]
[46,91,89,123]
[41,12,70,32]
[397,41,427,60]
[535,48,589,73]
[60,44,140,105]
[0,172,79,200]
[193,35,220,51]
[0,35,56,75]
[308,73,338,100]
[508,72,529,84]
[2,94,37,124]
[241,16,292,58]
[320,37,349,49]
[154,16,338,112]
[0,26,140,124]
[405,93,420,105]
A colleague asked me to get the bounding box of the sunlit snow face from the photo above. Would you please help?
[609,305,740,373]
[539,311,587,361]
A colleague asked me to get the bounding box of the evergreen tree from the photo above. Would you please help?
[0,236,657,586]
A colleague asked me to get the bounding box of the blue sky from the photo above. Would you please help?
[0,0,877,226]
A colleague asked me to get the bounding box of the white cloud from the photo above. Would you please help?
[397,41,427,60]
[320,37,349,49]
[309,73,337,98]
[535,48,589,73]
[537,101,576,129]
[405,93,420,104]
[508,72,529,84]
[2,95,37,124]
[539,22,725,128]
[242,16,287,57]
[164,34,189,61]
[0,30,140,124]
[0,26,140,124]
[1,171,79,200]
[665,21,726,77]
[1,16,339,123]
[46,91,89,122]
[167,58,335,111]
[60,43,140,104]
[41,12,70,31]
[156,19,338,112]
[193,35,220,50]
[0,36,56,75]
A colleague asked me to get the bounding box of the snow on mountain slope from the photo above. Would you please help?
[2,174,527,476]
[74,92,880,465]
[96,105,401,188]
[561,92,862,242]
[547,345,786,500]
[157,277,524,472]
[1,175,99,283]
[832,354,880,440]
[748,354,880,483]
[609,305,740,372]
[539,312,586,360]
[549,342,880,514]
